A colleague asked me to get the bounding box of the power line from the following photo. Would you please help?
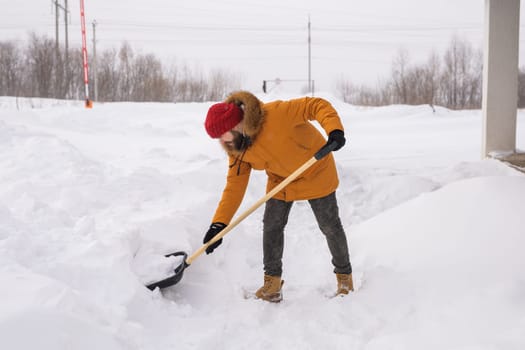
[0,17,497,35]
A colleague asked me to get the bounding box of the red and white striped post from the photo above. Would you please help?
[80,0,92,108]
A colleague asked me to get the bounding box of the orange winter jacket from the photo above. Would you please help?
[211,91,344,224]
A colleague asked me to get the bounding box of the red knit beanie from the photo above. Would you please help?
[205,102,243,138]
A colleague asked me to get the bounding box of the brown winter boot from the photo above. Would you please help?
[255,275,284,302]
[336,273,354,296]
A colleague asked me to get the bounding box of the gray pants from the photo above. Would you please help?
[262,191,352,276]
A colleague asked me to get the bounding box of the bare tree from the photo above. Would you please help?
[441,35,478,109]
[404,66,424,105]
[173,64,207,102]
[130,53,171,102]
[25,33,57,97]
[391,48,410,104]
[0,41,22,96]
[336,78,388,106]
[466,48,483,108]
[336,78,355,104]
[95,49,119,101]
[68,47,86,100]
[117,42,134,101]
[421,51,441,107]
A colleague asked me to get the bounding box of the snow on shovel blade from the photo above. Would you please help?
[146,251,188,290]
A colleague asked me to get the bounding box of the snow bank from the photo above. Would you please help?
[0,97,524,349]
[350,176,525,349]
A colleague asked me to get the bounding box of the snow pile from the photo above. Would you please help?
[351,176,525,349]
[0,96,524,349]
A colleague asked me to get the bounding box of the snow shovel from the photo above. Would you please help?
[145,141,339,290]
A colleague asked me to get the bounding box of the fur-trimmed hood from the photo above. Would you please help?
[224,90,265,141]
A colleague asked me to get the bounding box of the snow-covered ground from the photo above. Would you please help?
[0,93,524,349]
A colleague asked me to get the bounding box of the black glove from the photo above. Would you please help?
[327,129,346,151]
[203,222,227,254]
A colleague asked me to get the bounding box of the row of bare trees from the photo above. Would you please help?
[0,33,240,103]
[337,36,485,109]
[4,33,525,108]
[0,34,83,100]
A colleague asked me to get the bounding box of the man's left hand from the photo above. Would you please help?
[327,129,346,151]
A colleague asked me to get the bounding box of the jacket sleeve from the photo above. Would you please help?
[286,97,344,135]
[212,155,252,224]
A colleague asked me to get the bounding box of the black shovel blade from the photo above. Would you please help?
[146,251,188,291]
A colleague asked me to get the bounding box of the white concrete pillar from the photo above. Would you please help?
[482,0,520,157]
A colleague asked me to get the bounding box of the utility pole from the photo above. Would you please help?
[92,20,98,102]
[53,0,69,98]
[308,15,312,95]
[53,1,68,57]
[64,0,69,54]
[55,0,59,56]
[64,0,69,96]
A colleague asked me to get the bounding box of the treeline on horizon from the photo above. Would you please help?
[2,33,525,109]
[0,33,241,103]
[338,35,525,110]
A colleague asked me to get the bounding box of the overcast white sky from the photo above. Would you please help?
[0,0,523,92]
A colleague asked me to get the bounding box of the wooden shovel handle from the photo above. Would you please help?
[186,142,337,265]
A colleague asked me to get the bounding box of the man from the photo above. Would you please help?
[203,90,353,302]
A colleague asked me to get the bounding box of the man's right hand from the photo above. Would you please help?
[203,222,227,254]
